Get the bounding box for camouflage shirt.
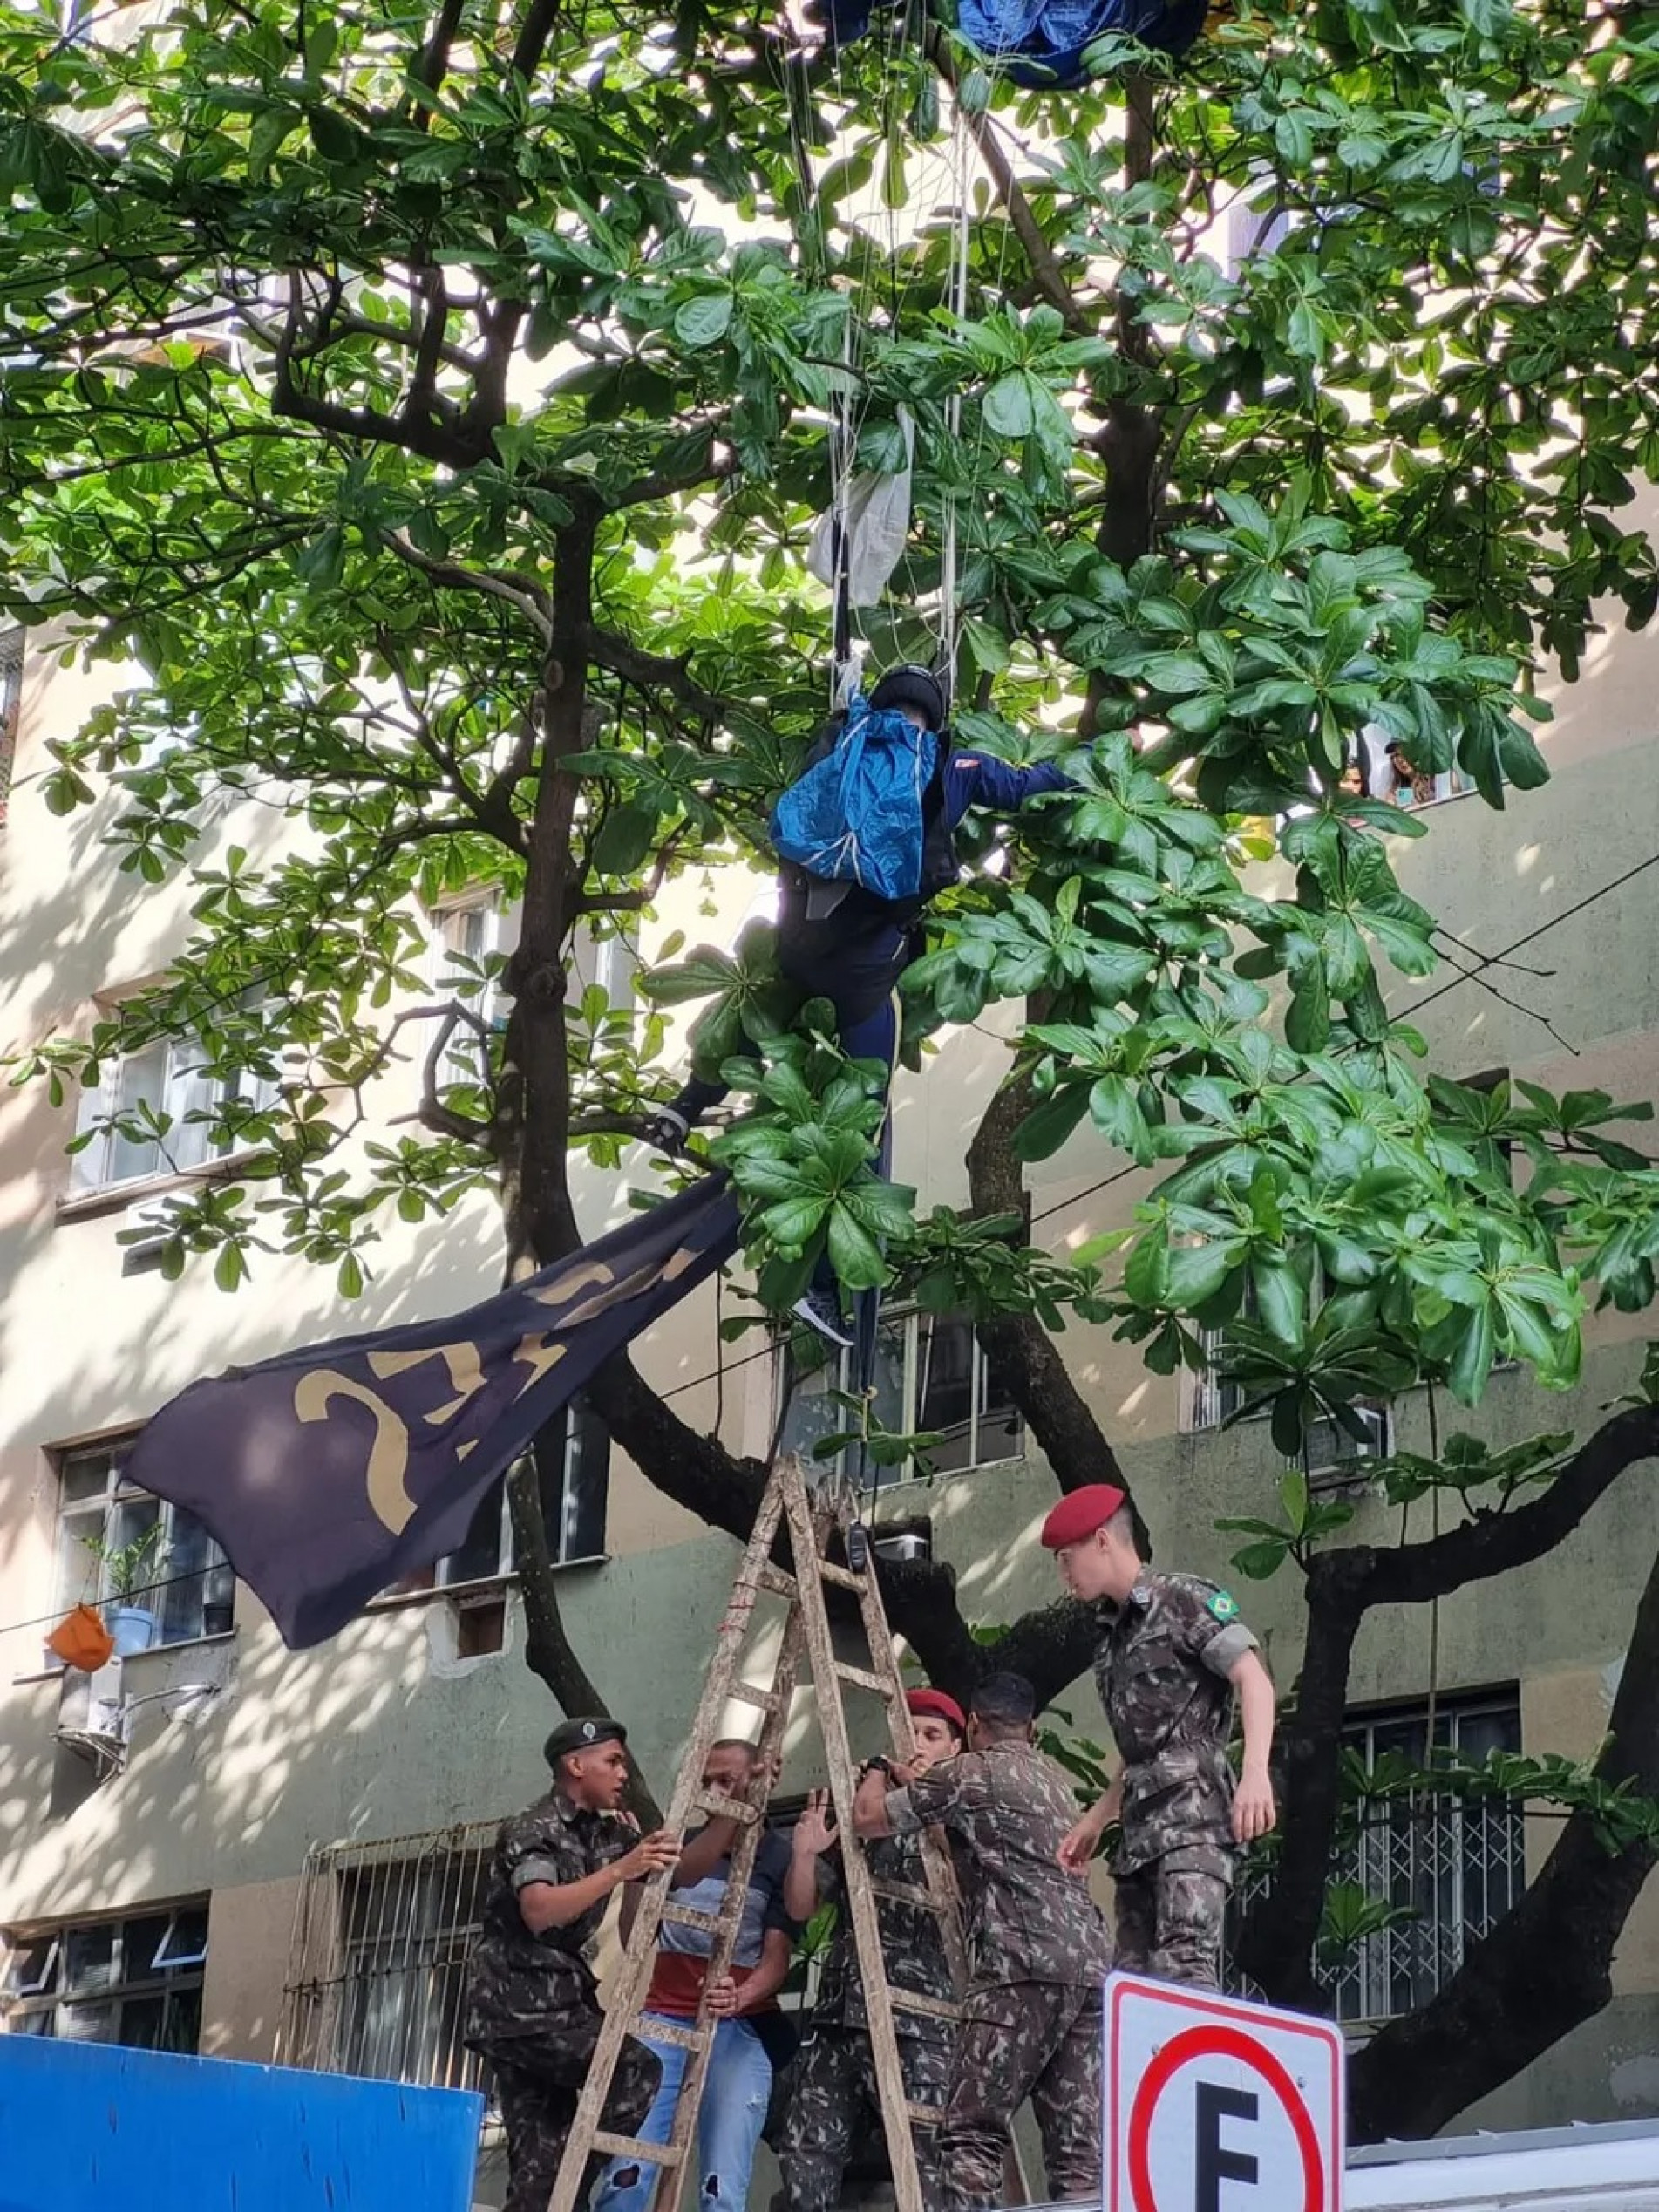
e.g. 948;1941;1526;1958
1093;1570;1259;1875
887;1741;1112;1992
465;1789;633;2042
812;1834;955;2041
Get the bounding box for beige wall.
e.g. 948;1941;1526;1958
4;602;1659;2134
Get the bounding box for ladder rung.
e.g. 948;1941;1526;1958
693;1789;759;1825
869;1878;949;1914
658;1901;725;1936
818;1558;868;1591
629;2014;711;2052
592;2134;684;2168
907;2100;947;2128
833;1660;896;1698
753;1562;797;1598
890;1988;962;2024
729;1678;782;1713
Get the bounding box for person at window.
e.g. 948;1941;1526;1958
1386;740;1437;807
776;1686;968;2212
592;1739;803;2212
640;664;1072;1347
1040;1483;1276;1989
463;1718;679;2212
854;1672;1112;2211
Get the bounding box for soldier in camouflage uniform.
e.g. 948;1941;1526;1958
855;1672;1112;2211
775;1688;968;2212
1041;1484;1277;1990
464;1717;680;2212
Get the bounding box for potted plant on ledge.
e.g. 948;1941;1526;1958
83;1522;168;1657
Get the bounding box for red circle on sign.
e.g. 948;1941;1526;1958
1126;2023;1323;2212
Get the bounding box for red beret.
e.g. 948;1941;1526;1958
1040;1485;1128;1550
907;1688;967;1733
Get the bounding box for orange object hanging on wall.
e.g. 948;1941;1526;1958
46;1604;114;1673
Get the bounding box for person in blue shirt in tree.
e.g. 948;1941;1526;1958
642;664;1071;1344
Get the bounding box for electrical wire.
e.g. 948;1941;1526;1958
1407;847;1659;1020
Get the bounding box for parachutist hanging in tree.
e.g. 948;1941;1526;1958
639;664;1072;1344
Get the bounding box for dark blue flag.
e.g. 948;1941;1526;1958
122;1175;742;1649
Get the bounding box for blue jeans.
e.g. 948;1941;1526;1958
590;2014;773;2212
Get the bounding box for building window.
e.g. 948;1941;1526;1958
384;1403;609;1598
0;630;20;825
432;896;510;996
69;1023;279;1196
3;1902;208;2049
567;920;638;1016
277;1827;493;2095
1326;1694;1526;2025
779;1309;1023;1485
1187;1280;1391;1481
55;1441;235;1649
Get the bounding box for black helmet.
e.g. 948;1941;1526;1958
869;663;948;733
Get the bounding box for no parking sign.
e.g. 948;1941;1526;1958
1105;1974;1345;2212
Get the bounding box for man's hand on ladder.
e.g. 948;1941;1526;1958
617;1830;682;1881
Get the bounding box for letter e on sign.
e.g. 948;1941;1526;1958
1104;1973;1344;2212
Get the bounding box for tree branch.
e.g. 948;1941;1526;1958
1367;1404;1659;1609
583;623;726;722
384;531;554;641
926;30;1091;337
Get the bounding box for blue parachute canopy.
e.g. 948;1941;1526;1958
770;696;937;904
958;0;1208;86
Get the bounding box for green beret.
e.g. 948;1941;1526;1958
545;1716;627;1767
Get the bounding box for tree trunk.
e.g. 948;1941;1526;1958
508;1450;664;1827
1349;1531;1659;2141
1233;1552;1368;2008
966;1061;1132;1494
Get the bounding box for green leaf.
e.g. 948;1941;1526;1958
674;292;734;348
983;373;1037;439
1013;1081;1092;1162
593;801;659;876
1251;1256;1305;1349
826;1201;885;1290
1449;1297;1497;1407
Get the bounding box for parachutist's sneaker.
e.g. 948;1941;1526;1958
792;1285;854;1349
639;1107;690;1157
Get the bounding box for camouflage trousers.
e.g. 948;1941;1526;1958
1113;1850;1230;1991
776;2024;952;2212
475;2017;661;2212
938;1984;1102;2212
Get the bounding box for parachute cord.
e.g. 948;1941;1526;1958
939;87;972;698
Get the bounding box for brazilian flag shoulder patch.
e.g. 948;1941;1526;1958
1207;1589;1240;1623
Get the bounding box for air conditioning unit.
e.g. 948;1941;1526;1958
119;1198;174;1267
874;1530;931;1564
55;1658;131;1777
1307;1403;1390;1484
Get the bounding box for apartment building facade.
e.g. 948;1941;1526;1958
3;581;1659;2195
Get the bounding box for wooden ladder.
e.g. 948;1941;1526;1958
545;1452;986;2212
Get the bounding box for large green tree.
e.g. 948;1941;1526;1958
5;0;1659;2138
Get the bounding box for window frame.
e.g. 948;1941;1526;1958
3;1902;209;2052
1187;1275;1392;1483
278;1826;499;2100
0;629;21;826
1332;1691;1526;2027
68;1007;282;1200
777;1304;1024;1486
52;1439;235;1651
380;1399;610;1601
